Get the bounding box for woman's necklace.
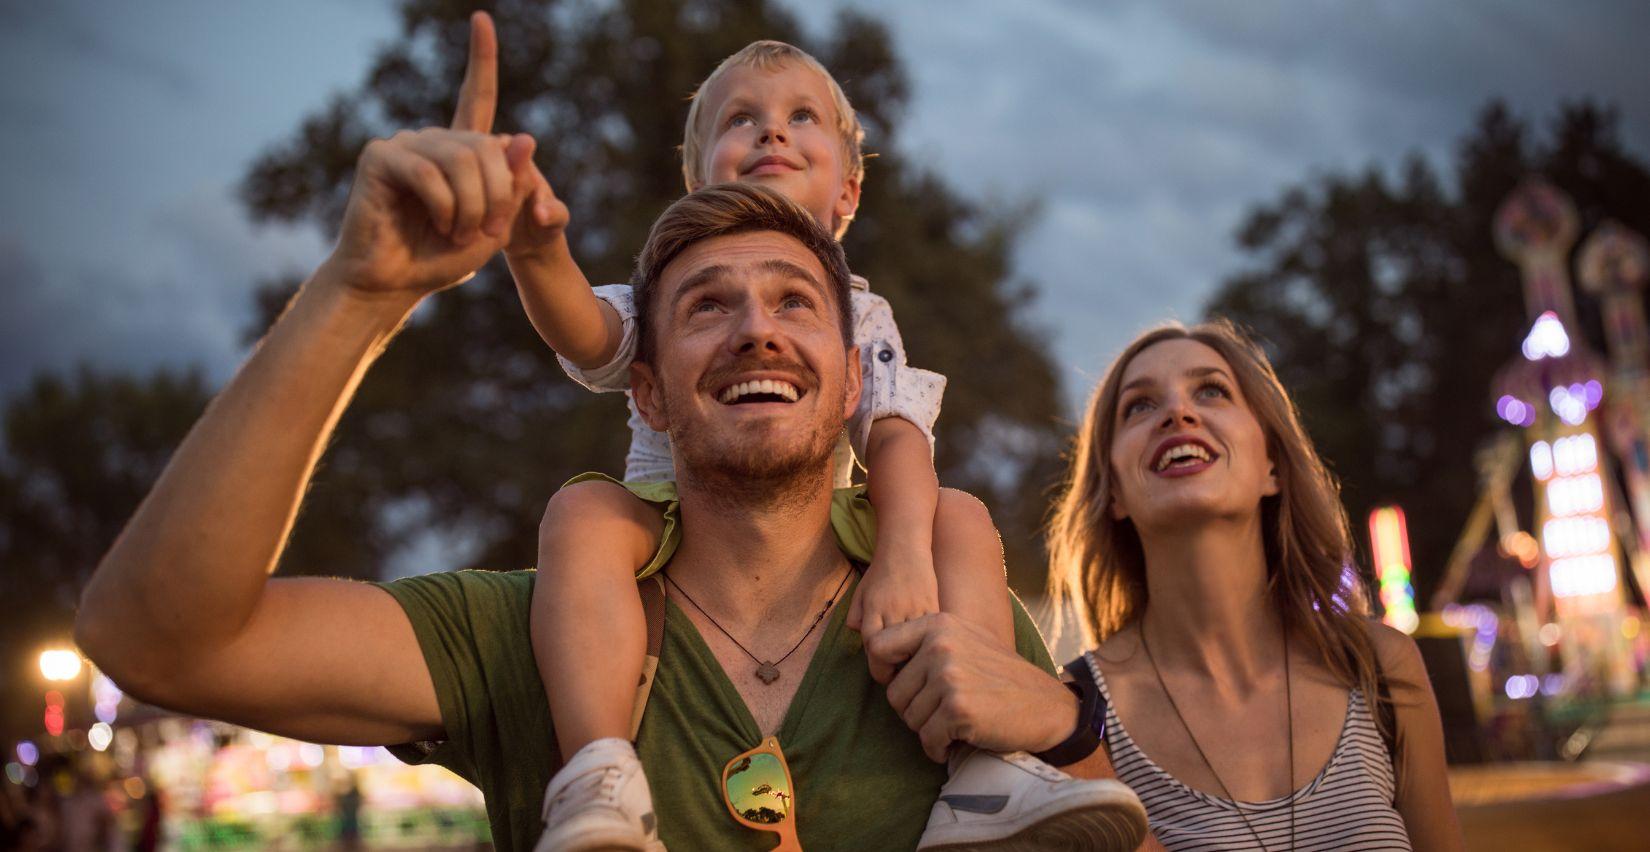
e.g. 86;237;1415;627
663;564;853;685
1139;617;1295;850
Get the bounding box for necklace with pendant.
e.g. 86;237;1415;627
664;564;853;685
1140;616;1295;850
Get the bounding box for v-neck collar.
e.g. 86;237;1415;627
662;572;860;746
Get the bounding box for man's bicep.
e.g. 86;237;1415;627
178;578;444;745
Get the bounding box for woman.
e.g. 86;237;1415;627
1043;319;1462;850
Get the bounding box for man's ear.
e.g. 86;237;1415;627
834;175;862;225
842;344;863;420
630;362;670;433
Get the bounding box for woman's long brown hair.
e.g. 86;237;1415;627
1047;318;1392;733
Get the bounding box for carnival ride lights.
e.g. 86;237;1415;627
1522;311;1571;360
38;648;82;682
1527;430;1619;599
1369;506;1419;634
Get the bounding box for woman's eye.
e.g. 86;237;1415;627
1121;397;1151;418
1197;382;1231;400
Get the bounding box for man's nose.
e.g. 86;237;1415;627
731;305;783;354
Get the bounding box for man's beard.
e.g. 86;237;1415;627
664;357;845;510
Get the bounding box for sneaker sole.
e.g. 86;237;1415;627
918;787;1148;852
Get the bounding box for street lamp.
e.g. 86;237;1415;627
39;648;82;682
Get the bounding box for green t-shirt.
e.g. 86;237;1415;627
377;481;1056;851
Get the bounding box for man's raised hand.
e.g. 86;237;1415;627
447;10;569;262
321;12;547;299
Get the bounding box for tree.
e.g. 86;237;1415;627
1208;102;1650;605
0;368;211;739
239;0;1065;589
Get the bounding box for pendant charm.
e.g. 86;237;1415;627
756;662;781;684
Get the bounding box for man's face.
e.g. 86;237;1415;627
631;230;860;491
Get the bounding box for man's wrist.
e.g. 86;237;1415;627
304;262;424;334
1033;655;1107;766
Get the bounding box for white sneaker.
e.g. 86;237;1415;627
535;738;666;852
916;748;1148;851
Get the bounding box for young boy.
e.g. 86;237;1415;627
503;41;1143;851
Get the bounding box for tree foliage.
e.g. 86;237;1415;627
1208;102;1650;604
239;0;1065;587
0;368;211;737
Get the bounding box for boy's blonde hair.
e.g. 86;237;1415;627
681;40;866;197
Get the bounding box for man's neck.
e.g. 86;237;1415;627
667;466;847;631
666;466;851;735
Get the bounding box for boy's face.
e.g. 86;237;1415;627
697;62;861;233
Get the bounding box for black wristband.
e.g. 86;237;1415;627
1033;653;1107;767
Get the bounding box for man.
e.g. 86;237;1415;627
74;14;1129;851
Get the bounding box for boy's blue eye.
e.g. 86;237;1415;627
791;109;818;124
728;114;753;129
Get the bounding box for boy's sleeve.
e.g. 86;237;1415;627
847;290;948;467
557;284;640;393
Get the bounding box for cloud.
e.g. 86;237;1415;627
0;184;329;401
0;2;196;98
791;0;1650;408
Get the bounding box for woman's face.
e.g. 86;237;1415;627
1107;338;1278;531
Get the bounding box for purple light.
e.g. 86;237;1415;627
1583;379;1604;407
1497;395;1531;426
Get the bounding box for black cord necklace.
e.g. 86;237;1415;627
1140;617;1295;850
663;565;853;685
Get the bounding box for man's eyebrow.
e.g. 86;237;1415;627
670;258;829;308
672;264;733;307
756;258;828;297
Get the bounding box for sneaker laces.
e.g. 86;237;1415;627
1000;751;1070;784
544;763;626;823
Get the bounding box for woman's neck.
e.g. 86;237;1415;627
1136;511;1284;691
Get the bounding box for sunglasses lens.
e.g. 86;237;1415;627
724;752;792;824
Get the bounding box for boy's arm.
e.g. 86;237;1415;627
504;228;626;371
850;417;942;631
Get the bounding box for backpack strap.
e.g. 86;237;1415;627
627;575;667;740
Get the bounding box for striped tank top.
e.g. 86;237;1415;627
1094;666;1411;850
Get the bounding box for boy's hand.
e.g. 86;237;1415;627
848;545;941;683
506;168;571;262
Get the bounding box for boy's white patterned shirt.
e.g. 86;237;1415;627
558;275;946;487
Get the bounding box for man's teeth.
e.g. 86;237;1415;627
717;379;800;404
1155;443;1213;471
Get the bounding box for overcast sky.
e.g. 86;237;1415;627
4;0;1647;412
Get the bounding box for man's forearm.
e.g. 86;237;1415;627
506;235;621;369
865;417;939;558
77;266;417;681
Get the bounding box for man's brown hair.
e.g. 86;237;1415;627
632;182;854;364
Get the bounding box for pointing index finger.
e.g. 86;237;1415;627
451;11;498;133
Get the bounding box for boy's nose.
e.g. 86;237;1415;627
759;123;788;145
